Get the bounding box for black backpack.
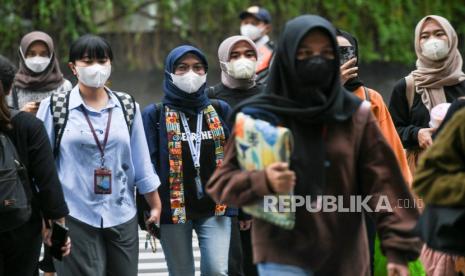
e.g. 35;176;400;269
0;110;31;232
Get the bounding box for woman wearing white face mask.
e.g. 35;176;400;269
36;34;162;276
207;35;262;276
389;15;465;175
142;45;236;276
10;31;72;114
388;15;465;276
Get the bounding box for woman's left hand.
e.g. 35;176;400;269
42;219;71;257
239;219;252;231
144;190;162;226
146;207;161;226
42;220;52;246
61;237;72;257
21;101;40;114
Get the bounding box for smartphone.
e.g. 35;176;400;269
339;46;356;65
144;211;161;239
50;221;69;261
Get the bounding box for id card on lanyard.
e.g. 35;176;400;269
81;106;113;195
180;112;204;199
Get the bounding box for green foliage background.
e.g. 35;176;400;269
1;0;464;68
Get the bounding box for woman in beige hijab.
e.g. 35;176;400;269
389;15;465;175
389;15;465;276
9;31;72;114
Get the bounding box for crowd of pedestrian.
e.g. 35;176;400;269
1;5;464;276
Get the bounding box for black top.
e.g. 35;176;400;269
207;83;264;220
207;83;264;109
180;112;220;220
5;111;69;223
388;78;465;149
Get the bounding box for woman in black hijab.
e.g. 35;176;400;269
208;15;421;275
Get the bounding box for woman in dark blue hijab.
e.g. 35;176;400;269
162;45;211;114
142;45;235;276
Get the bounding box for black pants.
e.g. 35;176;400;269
240;228;257;276
366;213;376;276
229;217;258;276
0;218;42;276
229;217;244;276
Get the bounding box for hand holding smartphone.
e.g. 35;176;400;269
144;211;161;239
339;46;356;65
50;221;69;261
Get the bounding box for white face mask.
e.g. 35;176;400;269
25;56;51;73
223;57;257;79
76;63;111;88
171;70;207;94
240;24;263;41
421;38;449;61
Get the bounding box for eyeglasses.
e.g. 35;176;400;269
174;63;206;74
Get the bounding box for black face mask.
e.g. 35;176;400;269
295;56;335;90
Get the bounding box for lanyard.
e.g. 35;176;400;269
81;106;113;168
180;112;203;172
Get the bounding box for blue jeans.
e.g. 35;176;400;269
258;262;314;276
160;216;231;276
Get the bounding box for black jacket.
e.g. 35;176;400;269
6;111;68;224
389;79;465;149
207;83;264;109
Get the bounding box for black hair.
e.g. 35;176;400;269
0;55;17;92
69;34;113;63
0;56;16;131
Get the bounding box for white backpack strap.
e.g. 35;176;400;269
405;75;415;112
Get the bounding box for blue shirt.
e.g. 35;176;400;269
37;86;160;228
